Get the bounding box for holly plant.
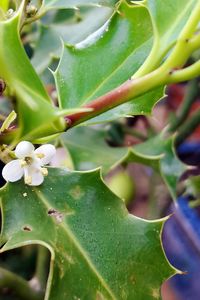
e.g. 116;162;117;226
0;0;200;299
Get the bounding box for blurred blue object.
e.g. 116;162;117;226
163;196;200;300
177;142;200;165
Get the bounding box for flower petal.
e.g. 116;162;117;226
2;160;24;182
15;141;35;159
30;170;44;186
34;144;56;165
24;166;44;186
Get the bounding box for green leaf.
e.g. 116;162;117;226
134;0;196;75
0;4;90;142
55;0;197;124
42;0;118;10
126;134;186;201
0;168;176;299
61;126;126;172
32;6;113;74
147;0;196;55
0;0;9;12
62;127;186;200
54;1;158;123
0;4;66;141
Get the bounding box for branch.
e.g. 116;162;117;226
189;32;200;53
66;69;167;127
123;127;147;141
65;58;200;128
65;2;200;129
176;110;200;145
169;60;200;83
169;79;200;132
163;0;200;68
0;267;44;300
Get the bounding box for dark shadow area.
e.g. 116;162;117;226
0;245;50;300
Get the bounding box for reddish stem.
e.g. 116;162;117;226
65;80;132;127
65;66;167;128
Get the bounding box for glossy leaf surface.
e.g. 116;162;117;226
0;168;175;300
55;0;196;124
0;4;65;141
43;0;118;10
55;1;157;123
32;6;113;74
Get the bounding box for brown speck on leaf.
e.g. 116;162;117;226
48;208;63;223
130;275;136;285
23;226;32;232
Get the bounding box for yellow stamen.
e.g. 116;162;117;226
41;168;48;176
36;153;45;159
25;176;32;185
21;160;27;167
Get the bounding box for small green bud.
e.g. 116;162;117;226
26;4;38;18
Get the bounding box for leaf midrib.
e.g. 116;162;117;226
70;0;196;106
80;38;152;105
34;188;117;300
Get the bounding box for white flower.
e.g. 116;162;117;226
2;141;56;186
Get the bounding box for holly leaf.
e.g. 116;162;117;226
61;127;186;200
32;6;114;74
124;134;186;201
42;0;118;10
61;126;126;173
145;0;196;66
0;168;176;299
54;1;157;123
0;3;93;142
54;0;196;124
0;3;65;141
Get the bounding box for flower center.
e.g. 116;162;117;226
25;156;33;165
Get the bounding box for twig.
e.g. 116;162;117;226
169;79;200;132
123;127;147;141
65;1;200;128
176;110;200;145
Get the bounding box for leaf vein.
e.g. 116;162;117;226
34;189;117;300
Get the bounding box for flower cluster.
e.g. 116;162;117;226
2;141;56;186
